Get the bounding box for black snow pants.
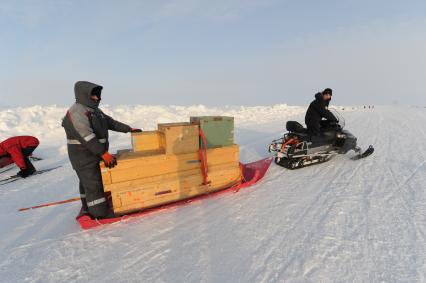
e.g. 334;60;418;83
75;162;109;218
21;147;37;172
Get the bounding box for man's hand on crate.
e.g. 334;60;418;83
130;128;143;133
102;152;117;168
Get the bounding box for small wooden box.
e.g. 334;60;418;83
158;122;199;155
131;131;164;152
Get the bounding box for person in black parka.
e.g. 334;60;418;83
305;88;338;143
62;81;142;219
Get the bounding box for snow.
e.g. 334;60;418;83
0;104;425;282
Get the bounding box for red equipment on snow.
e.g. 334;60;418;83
0;136;39;169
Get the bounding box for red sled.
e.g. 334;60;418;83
76;157;272;229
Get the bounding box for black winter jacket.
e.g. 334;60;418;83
305;93;338;135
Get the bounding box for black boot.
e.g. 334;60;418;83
24;157;36;175
98;210;116;219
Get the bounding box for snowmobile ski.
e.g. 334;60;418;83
351;145;374;160
0;166;62;185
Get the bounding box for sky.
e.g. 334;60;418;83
1;0;425;107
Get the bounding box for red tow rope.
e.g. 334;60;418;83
18;197;80;212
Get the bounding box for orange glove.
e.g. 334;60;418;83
102;152;117;168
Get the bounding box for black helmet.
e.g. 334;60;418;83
323;88;332;96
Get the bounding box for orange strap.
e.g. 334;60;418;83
199;128;209;185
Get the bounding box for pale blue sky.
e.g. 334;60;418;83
1;0;425;107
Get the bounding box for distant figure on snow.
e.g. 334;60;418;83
0;136;39;177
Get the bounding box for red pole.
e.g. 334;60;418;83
19;197;80;212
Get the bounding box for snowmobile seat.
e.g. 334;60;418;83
286;121;307;134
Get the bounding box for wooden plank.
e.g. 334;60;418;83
111;163;241;214
110;162;240;202
113;164;240;203
105;161;240;192
101;170;112;185
113;179;239;215
101;145;240;185
108;144;238;166
117;149;165;159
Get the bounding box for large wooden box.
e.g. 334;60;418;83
101;145;241;215
158;122;199;155
131;131;164;152
101;145;240;185
109;162;241;215
190;116;234;148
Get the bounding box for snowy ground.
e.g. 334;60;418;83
0;105;425;282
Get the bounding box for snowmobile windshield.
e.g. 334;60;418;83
330;109;345;129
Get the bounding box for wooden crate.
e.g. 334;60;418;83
158;122;199;155
131;131;164;152
101;144;241;215
110;162;242;215
101;145;240;186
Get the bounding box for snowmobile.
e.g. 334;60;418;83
268;110;374;169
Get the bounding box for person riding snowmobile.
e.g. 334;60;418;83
0;136;39;177
305;88;338;144
62;81;142;219
269;87;374;169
